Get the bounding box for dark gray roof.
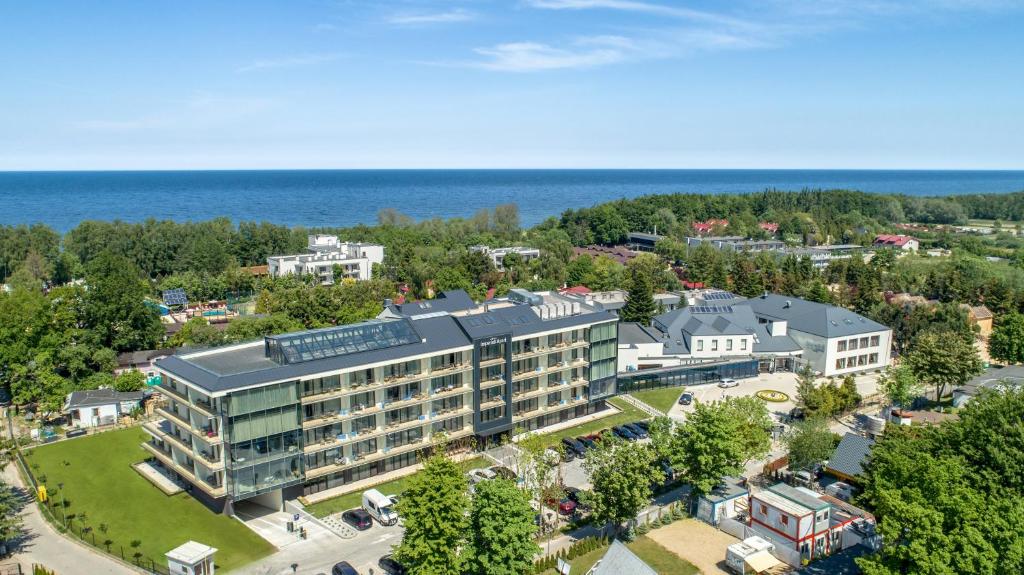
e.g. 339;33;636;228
652;304;800;356
746;294;889;338
618;322;662;345
591;540;657;575
65;389;144;410
394;290;476;316
826;433;875;479
117;348;177;367
701;476;749;504
156;315;473;393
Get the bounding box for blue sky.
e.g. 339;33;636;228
1;0;1022;169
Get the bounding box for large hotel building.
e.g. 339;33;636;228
146;289;618;513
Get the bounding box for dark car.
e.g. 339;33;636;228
564;486;591;511
788;407;806;422
379;554;406;575
612;426;638;441
561;437;586;458
624;423;648;439
577;435;597;450
678;391;694;405
632;420;651;431
489;465;517;480
657;459;674;481
341;509;373;531
332;562;360;575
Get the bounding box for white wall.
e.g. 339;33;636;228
689;335;754;359
72;404;119;428
750;497;803;542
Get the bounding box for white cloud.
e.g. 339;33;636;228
524;0;752;27
236;53;344;73
388;8;475;26
471;37;633;71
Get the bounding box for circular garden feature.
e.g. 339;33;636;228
755;390;789;402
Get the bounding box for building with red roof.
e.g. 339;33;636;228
873;234;919;252
758;222;779;234
692;219;729;235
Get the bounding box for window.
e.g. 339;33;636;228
759;504;768;515
781;515;789;526
869;353;879;364
848;339;859;350
726;339;733;351
836;358;846;370
711;340;719;351
696;339;704;352
870;335;880;347
860;337;869;348
740;339;747;351
837;340;847;352
859;355;867;366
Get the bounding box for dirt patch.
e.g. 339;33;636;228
645;519;740;575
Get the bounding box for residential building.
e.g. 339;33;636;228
696;476;749;525
961;304;994;337
626;231;663;252
873;234;919;252
692;219;730;234
267;235;384;284
568;289;627;314
148;289;617;514
686;236;787;253
469;245;540;271
746;294;891;377
953;364;1024;407
824;433;875;484
116;347;176;380
759;222;780;234
65;389;146;428
749;483;873;561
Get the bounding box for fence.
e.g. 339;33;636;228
14;450;169;575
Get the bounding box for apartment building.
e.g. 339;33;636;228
146;289;617;514
469;245;541;271
267;235;384;284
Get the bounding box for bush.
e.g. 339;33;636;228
621;525;636;542
636;520;650;536
672;503;685;520
661;511;673;526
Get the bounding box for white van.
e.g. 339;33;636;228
362;488;399;526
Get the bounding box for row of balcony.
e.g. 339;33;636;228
300;363;474;405
511;358;589;382
156;407;219;444
301;386;472;430
141;440;227;498
142;421;226;471
303;406;474;455
158;383;218;419
511;395;590;421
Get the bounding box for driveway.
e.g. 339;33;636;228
2;463;139;575
645;518;739;575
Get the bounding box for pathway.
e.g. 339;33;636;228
1;463;140;575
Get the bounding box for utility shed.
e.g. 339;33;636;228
166;540;217;575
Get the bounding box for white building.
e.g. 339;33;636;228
267;235;384;284
64;389;145;428
469;245;540;271
166;541;217;575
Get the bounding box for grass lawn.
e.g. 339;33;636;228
542;536;699;575
22;427;274;573
538;397;648;448
304;456;490;518
629;388;684;414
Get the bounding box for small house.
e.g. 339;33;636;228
873;234;919;252
696;477;749;525
166;541;217;575
824;433;875;484
64;389;145;428
960;304;994;337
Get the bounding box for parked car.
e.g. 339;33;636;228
332;562;359;575
624;423;648;439
379;554;406;575
826;481;857;502
561;437;587;458
577;435;597;450
657;459;675;481
342;509;373;531
489;465;516;480
632;420;651;431
564;486;590;511
467;468;498;484
718;378;739;388
612;426;638;441
793;470;814;488
546;495;577;515
678;391;694;405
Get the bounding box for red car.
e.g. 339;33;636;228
545;496;577;515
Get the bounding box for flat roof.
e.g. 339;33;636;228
166;540;217;563
753;489;814;517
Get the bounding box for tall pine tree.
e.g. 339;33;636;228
621;269;656;325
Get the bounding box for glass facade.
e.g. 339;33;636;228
265;319;421;364
617;359;759;393
587;321;618;399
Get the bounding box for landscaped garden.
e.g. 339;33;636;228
629;387;686;414
304;455;491;518
537;397;649;448
21;427;274;572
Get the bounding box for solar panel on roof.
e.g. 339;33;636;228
162;288;188;307
691;305;733;314
265;319;421;364
704;291;736;301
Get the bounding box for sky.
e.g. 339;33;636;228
1;0;1023;170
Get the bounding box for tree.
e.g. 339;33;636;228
621;269;656;325
878;364;921;408
784;418;835;472
582;436;661;532
83;251;163;352
168;317;223;347
0;481;23;544
463;479;539;575
795;365;821;415
718;396;773;463
676;401;746;499
988;312;1024;364
114;370;147;392
905;331;984;401
393;449;469;575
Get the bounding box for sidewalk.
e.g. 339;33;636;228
2;462;139;575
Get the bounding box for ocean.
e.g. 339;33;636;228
2;169;1024;232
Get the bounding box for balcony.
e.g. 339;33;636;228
304;423;473;479
156;407;193;432
430;362;472;376
480;376;506;390
141;441;226;498
478;356;505;368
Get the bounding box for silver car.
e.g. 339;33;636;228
717;378;739;388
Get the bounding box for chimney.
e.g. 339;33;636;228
384;298;393;308
784;300;791;308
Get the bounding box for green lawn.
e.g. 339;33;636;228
22;427;274;573
538;397;649;448
304;456;490;518
629;388;684;414
542;536;699;575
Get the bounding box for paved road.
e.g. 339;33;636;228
2;463;139;575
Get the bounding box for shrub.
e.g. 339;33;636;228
661;511;673;525
621;525;636;542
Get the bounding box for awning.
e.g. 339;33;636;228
745;550;780;573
